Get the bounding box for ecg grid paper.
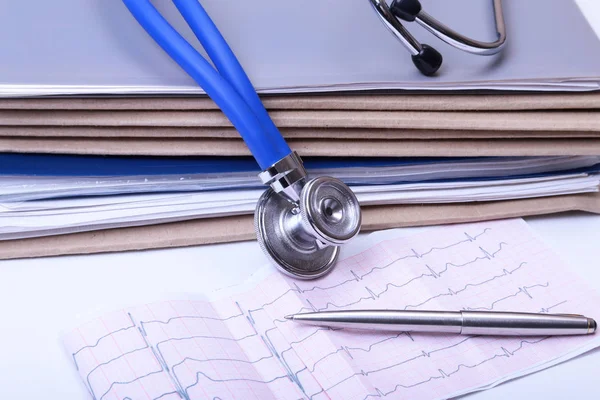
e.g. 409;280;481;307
63;219;600;400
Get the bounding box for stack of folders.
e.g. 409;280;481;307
0;0;599;259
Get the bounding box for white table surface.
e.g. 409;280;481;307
1;1;600;399
0;213;599;400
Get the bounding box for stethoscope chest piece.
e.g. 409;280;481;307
299;177;362;246
255;174;361;280
121;0;363;279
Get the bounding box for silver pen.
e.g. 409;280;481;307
285;310;597;336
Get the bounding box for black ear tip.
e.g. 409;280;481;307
412;44;443;76
390;0;422;22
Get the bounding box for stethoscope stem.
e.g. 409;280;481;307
122;0;290;169
121;0;362;280
171;0;291;159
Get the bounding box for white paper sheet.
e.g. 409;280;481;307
62;219;600;400
1;173;598;240
4;156;598;202
0;173;598;240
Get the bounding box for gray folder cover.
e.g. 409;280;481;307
1;0;600;95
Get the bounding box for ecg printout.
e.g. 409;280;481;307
63;219;600;400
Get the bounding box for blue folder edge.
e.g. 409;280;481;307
0;154;598;199
0;153;590;176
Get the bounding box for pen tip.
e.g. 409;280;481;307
284;315;294;320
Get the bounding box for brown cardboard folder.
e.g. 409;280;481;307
1;193;598;260
1;137;600;157
2;93;600;111
2;126;598;139
1;110;599;132
1;93;599;259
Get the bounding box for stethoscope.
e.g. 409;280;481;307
370;0;507;75
121;0;506;280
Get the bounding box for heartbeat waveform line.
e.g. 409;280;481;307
71;228;493;363
436;243;507;278
154;331;259;363
72;315;136;368
71;225;580;400
86;300;563;400
418;228;490;257
540;300;567;313
314;247;515;312
276;331;418;396
152;322;334;370
275;327;338;374
305;229;492;295
301;332;414;374
173;328;410;395
78;307;335;397
85;345;149;400
80;247;514;399
152;294;565;400
99;369;164;400
81;314;184;400
172;353;275;372
183;370;290;398
177;329;473;399
140;309;244;328
261;335;310;396
403;262;527;310
269;326;340;395
292;295;561;399
156;318;308;398
81;287;516;400
152;392;181;400
311;335;479;398
466;282;551;311
76;299;559;400
152;325;334;399
245;228;493;319
362;337;549;399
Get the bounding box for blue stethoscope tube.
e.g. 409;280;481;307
121;0;291;170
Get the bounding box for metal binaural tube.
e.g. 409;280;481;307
415;0;507;55
368;0;423;56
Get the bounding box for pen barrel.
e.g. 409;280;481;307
292;311;464;333
366;311;464;333
460;312;595;336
